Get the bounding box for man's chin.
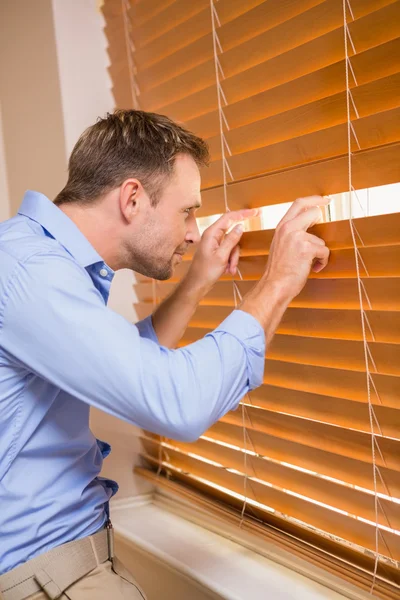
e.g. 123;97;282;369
150;262;174;281
130;257;174;281
154;270;172;281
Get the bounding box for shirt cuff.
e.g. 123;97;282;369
136;315;159;344
210;309;266;390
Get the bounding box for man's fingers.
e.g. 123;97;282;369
228;244;240;275
278;195;330;227
205;209;259;243
311;244;330;273
305;232;326;246
220;222;244;249
283;206;324;233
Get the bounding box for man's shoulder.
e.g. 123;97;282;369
0;215;75;286
0;214;71;260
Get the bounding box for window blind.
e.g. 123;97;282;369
103;1;400;597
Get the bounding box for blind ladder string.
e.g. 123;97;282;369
343;1;394;591
210;0;261;527
151;279;171;479
210;0;233;214
121;0;140;110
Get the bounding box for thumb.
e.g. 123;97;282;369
219;223;244;258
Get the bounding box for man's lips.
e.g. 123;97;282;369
174;248;188;256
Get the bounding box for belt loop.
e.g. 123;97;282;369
34;569;62;600
106;520;114;562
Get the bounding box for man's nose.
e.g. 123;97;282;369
186;217;201;245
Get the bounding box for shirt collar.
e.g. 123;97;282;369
18;191;104;269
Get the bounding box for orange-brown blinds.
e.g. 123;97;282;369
105;1;400;213
103;0;400;596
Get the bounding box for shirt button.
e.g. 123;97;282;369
99;268;108;278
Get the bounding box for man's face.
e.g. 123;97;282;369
126;154;202;279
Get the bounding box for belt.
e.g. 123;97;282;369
0;521;114;600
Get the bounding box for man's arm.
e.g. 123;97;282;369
151;209;258;347
151;196;330;349
2;251;264;442
2;196;329;444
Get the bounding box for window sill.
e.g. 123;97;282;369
110;490;371;600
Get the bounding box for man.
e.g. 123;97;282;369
0;110;329;599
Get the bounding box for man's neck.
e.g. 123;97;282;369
58;202;123;270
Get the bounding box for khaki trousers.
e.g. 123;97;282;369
0;525;147;600
27;557;146;600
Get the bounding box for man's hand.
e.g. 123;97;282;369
184;208;260;295
151;208;258;347
240;196;330;344
264;195;330;300
152;197;329;349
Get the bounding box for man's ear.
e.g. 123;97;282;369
119;178;145;223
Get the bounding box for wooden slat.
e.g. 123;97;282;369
133;0;269;69
206;73;400;160
133;212;400;265
131;0;209;49
139;305;400;347
279;307;400;344
199;212;400;256
169;243;400;281
236;384;400;439
179;328;400;376
142;435;400;531
108;58;130;88
112;86;133;111
268;335;400;376
103;19;124;43
203;105;400;187
136;0;325;92
263;360;400;410
186;36;400;140
222;407;400;474
130;0;176;29
185;304;400;343
205;420;400;498
102;0;124;21
137;0;393;103
147;3;400;129
135;277;400;311
198;143;400;216
142;448;400;560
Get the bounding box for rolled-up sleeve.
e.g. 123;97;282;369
2;252;265;442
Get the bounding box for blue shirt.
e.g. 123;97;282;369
0;191;265;574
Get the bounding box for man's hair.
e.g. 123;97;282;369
54;109;209;206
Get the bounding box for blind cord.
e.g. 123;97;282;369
210;0;260;529
120;4;396;585
343;1;394;591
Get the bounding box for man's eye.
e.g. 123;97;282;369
184;208;191;214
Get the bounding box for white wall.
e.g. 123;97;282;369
51;0;151;497
51;0;138;323
51;0;114;158
0;0;67;215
